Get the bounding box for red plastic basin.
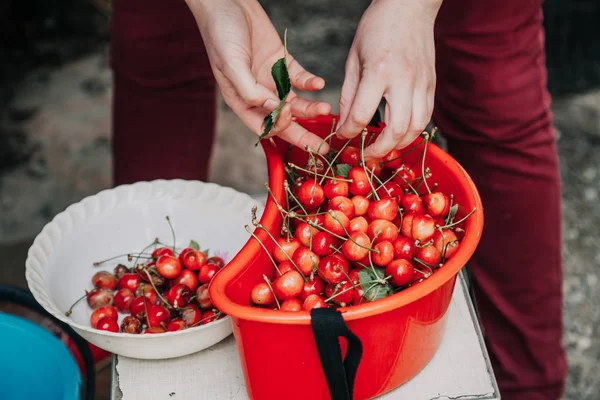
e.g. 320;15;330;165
209;114;484;400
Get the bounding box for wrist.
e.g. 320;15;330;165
371;0;443;18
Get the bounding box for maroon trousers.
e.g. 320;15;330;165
110;0;566;399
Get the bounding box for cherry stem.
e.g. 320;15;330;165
367;233;382;279
413;258;435;276
288;163;352;182
395;169;420;196
263;274;281;309
329;210;380;254
92;252;152;267
143;269;172;308
368;167;389;198
442;240;459;263
420;132;432;194
165;216;177;255
413;267;432;279
439;207;477;229
65;291;88;316
142;286;151;327
255;223;308;281
244;225;281;275
264;183;292;239
359;130;379;199
317;125;338;155
444;194;455;226
130;238;160;270
284;180;310;217
335;266;360;291
320;138;352;185
190;311;224;327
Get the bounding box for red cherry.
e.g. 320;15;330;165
375;181;403;204
324;176;349;199
118;273;141;292
297;179;326;209
196;284;213;309
277;261;295;276
348;216;369;234
311;232;337;257
300;276;326;301
372;241;394;266
91;271;117;290
166;284;191;308
114;288;134;313
156;255;182;279
411;214;436;242
401;193;424;213
90;306;118;329
273;238;302;263
328;196;355;220
129;296;151;320
280;298;303;312
367;198;399;222
415;245;442;266
144;326;166;334
147;305;171;328
251;282;276;305
348;168;371;196
86;288;114;309
433;229;459;259
401;213;415;238
167;319;187;331
302;294;328;310
392;236;415;260
382;149;402;170
181;305;202;327
424;192;450;217
392;165;416;188
120;316;142;334
198;263;219;284
294;222;318;248
367;219;399;243
273;271;304;300
178;247;194;263
326;281;354;307
292;247;320;276
152;247;174;259
351;195;370;217
342;232;371;261
364;158;383;177
137;265;166;287
386;259;415;287
206;256;225;269
201;310;219;324
339;146;360;166
113;264;130;280
96;317;119;333
318;254;349;285
137;284;159;305
170;269;198;291
348;269;361;285
324;210;350;237
182;250;207;271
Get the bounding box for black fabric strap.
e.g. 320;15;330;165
310;308;363;400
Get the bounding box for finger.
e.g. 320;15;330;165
277;121;331;155
287;93;332;118
269;103;293;136
287;57;326;92
222;61;280;109
336;72;385;140
395;87;430;150
337;51;360;131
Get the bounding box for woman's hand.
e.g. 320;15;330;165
185;0;331;153
337;0;441;158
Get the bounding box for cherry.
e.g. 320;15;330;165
348;168;371;196
401;213;415;238
181;305;202;326
349;216;369;234
348;269;361;285
392;165;416;187
91;271;117;290
382;149;402;170
206;256;225;269
300;276;326;301
86;288;114;309
292;246;320;276
147;305;171;328
326;281;354;307
433;229;459;259
178;247;194;264
324;210;350;237
144;326;166;334
156;255;182;279
415;245;442;266
375;181;403;204
129;296;151;320
311;232;337;257
201;310;219;324
167;319;187;331
251;282;276;305
137;265;166;287
152;247;174;259
328;196;355;219
367;219;399;243
342;232;370;261
372;241;394;266
411;214;436;242
303;294;328;310
90;305;118;329
367;198;399;222
277;261;295;276
121;316;142;334
198;263;219;284
297;179;326;209
386;259;415;287
118;273;141;292
170;269;198;291
113;264;130;280
318;254;349;285
294;222;318;248
392;236;415;260
196;284;213;309
182;250;207;271
273;238;301;264
137;284;159;305
114;288;134;313
424;192;450;217
280;298;303;312
96;317;119;333
273;270;304;300
365;158;383;176
401;193;424;213
166;284;191;308
305;157;325;175
324;176;349;199
339;146;360;166
351;195;370;217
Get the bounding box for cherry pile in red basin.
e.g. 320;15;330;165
247;128;476;312
65;217;226;334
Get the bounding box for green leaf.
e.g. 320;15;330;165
358;268;375;292
204;249;210;257
358;267;391;302
189;240;200;251
271;58;291;100
445;204;459;225
364;283;393;302
335;163;352;178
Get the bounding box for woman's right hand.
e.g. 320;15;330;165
185;0;332;153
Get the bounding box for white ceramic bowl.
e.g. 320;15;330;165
25;180;263;359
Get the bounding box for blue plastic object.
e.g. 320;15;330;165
0;312;82;400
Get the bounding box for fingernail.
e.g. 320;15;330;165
263;99;279;110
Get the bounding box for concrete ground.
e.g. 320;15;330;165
1;2;599;399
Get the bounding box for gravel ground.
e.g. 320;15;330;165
1;1;599;399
